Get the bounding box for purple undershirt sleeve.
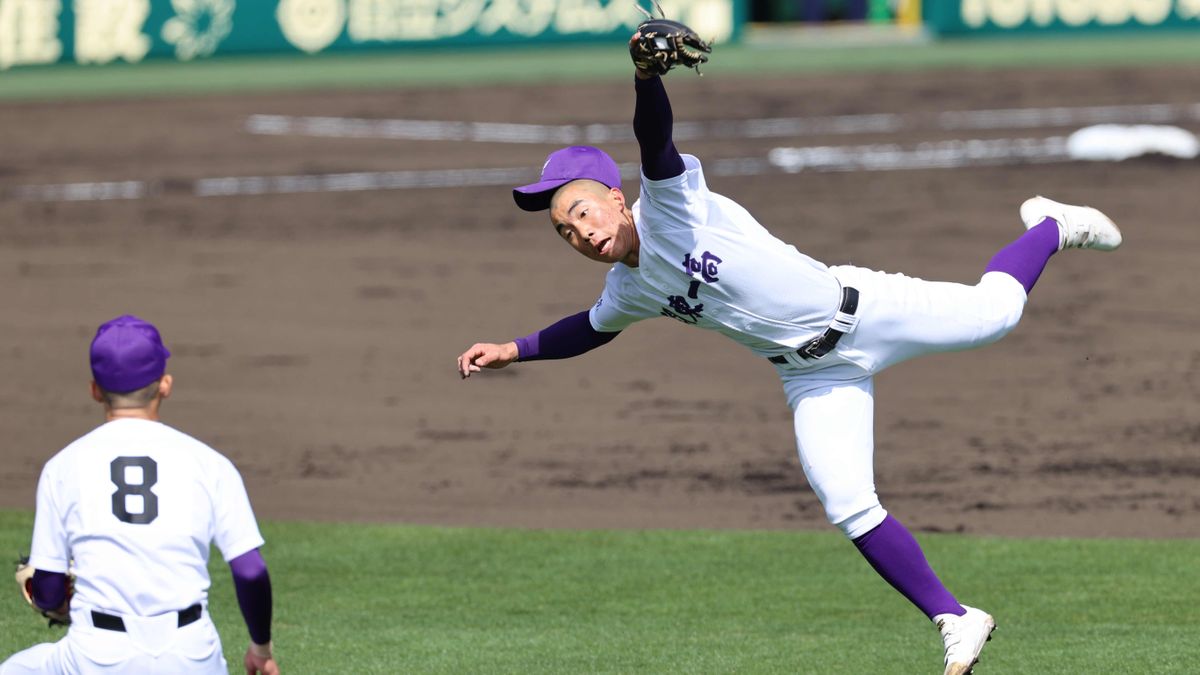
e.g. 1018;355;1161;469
230;548;272;645
514;310;619;361
31;570;67;611
633;75;685;181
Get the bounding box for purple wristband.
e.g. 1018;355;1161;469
230;549;272;645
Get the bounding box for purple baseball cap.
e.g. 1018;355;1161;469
512;146;622;212
89;315;171;393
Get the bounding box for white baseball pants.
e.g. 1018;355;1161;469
776;266;1028;539
1;607;226;675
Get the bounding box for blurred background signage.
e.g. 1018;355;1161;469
0;0;742;70
929;0;1200;33
2;0;1198;71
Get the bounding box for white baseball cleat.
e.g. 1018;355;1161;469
1020;195;1122;251
934;605;996;675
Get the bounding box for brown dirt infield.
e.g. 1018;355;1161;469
1;64;1197;538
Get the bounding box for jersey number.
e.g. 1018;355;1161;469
110;457;159;525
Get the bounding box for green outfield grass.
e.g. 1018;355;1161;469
0;510;1195;674
1;32;1199;102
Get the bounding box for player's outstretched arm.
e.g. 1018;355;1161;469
458;311;620;379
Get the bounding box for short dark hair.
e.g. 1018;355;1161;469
99;379;161;409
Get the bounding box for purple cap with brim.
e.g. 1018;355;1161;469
512;146;621;212
90;315;171;394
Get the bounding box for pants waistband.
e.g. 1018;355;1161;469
768;286;860;365
91;604;202;632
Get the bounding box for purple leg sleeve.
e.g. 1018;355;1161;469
984;218;1060;295
852;514;965;619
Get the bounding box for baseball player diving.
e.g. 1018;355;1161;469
2;315;279;675
456;16;1122;675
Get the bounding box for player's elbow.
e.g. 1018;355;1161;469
230;549;270;583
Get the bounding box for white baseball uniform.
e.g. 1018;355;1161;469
591;155;1027;538
2;418;265;675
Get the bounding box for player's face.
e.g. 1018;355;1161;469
549;182;638;265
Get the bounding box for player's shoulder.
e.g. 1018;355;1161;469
40;443;77;476
155;424;239;467
604;260;634;280
638;155;711;221
150;425;248;489
601;259;650;296
42;422;117;469
640;154;704;188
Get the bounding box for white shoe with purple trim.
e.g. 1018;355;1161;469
1020;195;1123;251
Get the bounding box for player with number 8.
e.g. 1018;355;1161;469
3;315;279;675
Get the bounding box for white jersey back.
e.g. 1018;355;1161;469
27;418;264;617
590;155;842;356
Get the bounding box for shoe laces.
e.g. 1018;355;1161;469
938;616;969;655
1059;210;1099;249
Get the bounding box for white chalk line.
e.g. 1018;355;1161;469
244;102;1200;144
11;102;1197;203
769;136;1070;173
8;102;1198;202
11;181;148;202
9;136;1089;202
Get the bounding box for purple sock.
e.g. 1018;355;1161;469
984;218;1060;295
852;514;964;619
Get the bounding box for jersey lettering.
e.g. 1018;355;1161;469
664;249;724;323
681;250;723;282
661;294;704;324
110;456;159;524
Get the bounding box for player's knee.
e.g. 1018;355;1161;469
974;272;1027;342
827;501;887;539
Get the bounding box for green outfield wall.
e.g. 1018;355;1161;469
926;0;1200;34
0;0;746;71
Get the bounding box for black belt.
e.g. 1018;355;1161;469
91;604;202;632
768;286;860;364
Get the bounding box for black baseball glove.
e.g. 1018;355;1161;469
630;17;712;77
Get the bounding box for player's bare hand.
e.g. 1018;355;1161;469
457;342;518;379
245;642;279;675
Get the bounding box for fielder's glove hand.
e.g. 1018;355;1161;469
15;555;73;627
630;17;712;77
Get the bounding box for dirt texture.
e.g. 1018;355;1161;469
1;65;1197;538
